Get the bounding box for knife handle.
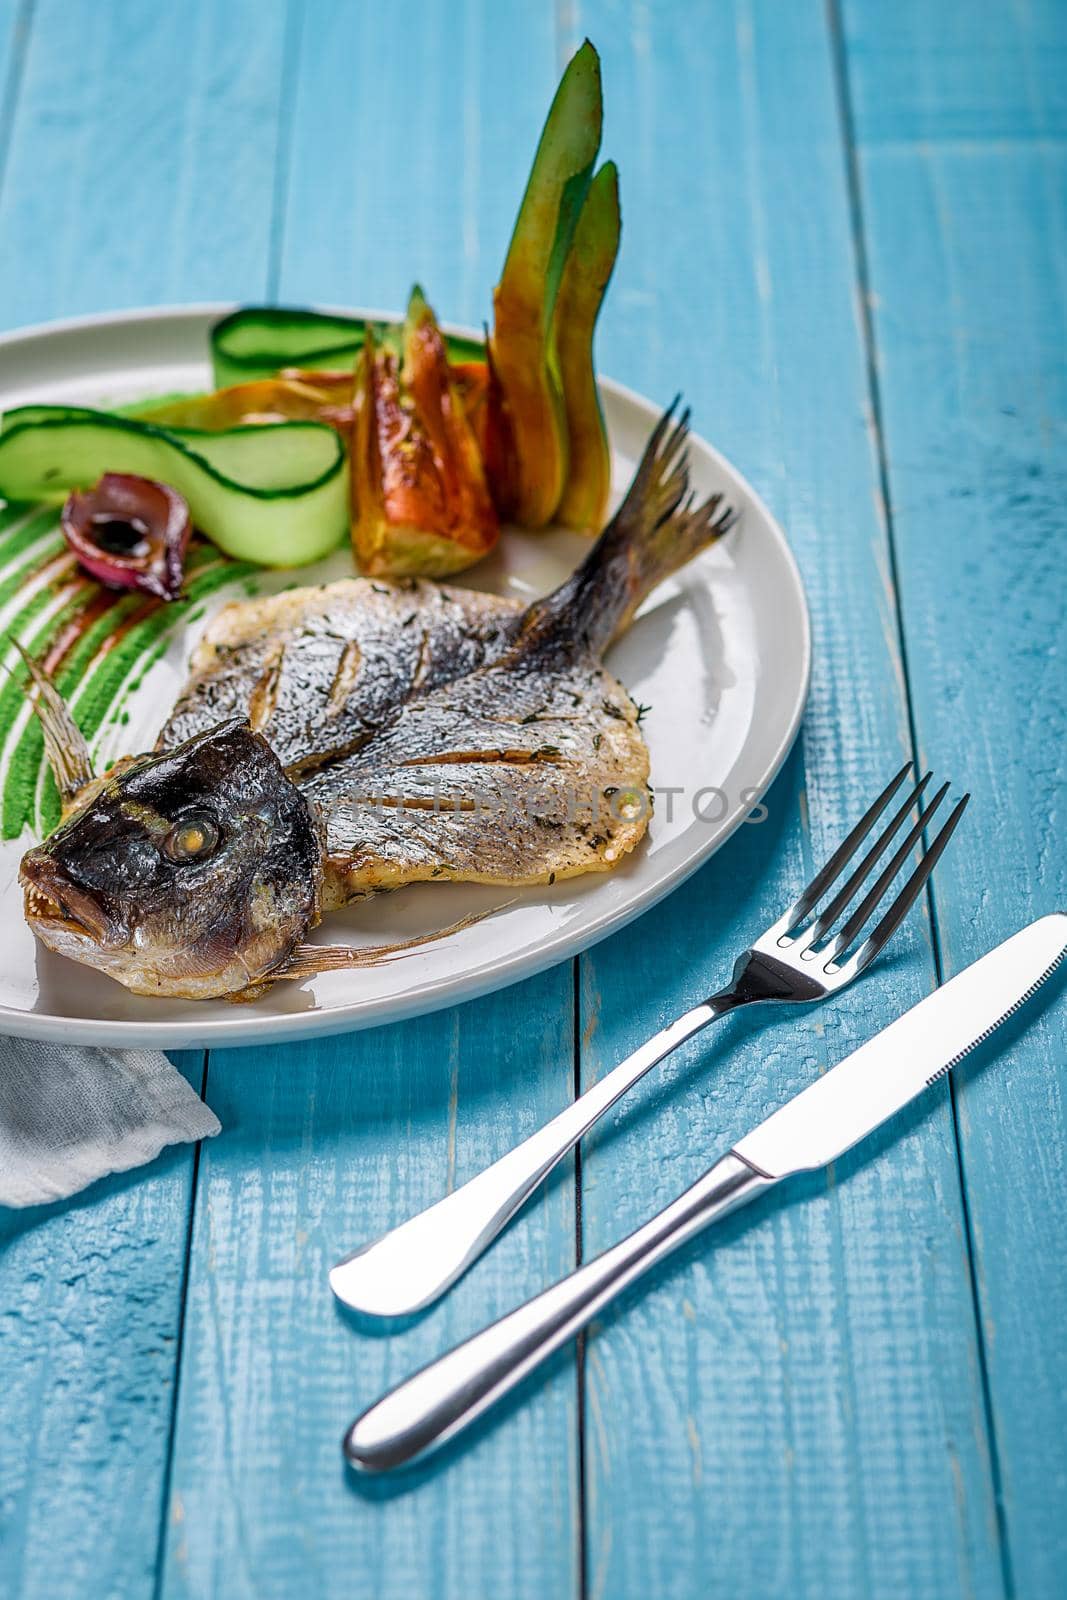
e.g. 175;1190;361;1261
330;999;732;1319
344;1150;772;1473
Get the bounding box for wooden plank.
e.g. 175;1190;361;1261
0;0;31;185
276;0;545;327
157;4;580;1596
0;0;289;328
566;2;1005;1595
840;3;1067;1594
159;986;579;1600
0;2;289;1595
0;1059;204;1600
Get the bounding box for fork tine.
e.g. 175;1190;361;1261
828;782;950;958
849;794;970;974
806;772;934;943
787;762;912;927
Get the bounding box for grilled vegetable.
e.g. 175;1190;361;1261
351;288;498;577
488;40;603;526
62;472;191;601
211;306;483;388
139;371;355;433
553;161;620;530
0;405;347;566
449;352;517;514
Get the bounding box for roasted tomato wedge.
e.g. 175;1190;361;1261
351;289;499;577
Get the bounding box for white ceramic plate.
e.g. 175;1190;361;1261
0;306;809;1048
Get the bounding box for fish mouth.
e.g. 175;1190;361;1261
19;855;116;943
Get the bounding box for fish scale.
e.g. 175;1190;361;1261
160;578;522;769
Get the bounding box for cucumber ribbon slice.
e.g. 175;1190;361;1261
211;306;484;388
0;405;348;566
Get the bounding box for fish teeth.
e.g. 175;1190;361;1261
25;884;61;918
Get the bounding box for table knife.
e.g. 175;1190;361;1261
343;912;1066;1473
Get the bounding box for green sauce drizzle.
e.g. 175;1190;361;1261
0;502;260;839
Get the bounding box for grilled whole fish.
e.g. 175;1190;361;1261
19;407;737;998
166;590;650;906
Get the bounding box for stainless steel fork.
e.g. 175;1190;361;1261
330;765;968;1318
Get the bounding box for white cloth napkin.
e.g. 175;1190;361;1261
0;1035;219;1208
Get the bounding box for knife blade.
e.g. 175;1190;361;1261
735;912;1067;1180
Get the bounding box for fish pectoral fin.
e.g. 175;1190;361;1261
10;640;95;802
275;902;514;980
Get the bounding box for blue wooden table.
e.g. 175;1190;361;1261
0;2;1064;1596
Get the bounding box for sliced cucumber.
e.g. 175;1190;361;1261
0;405;348;566
212;306;484;387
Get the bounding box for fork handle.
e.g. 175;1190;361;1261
330;996;741;1318
344;1149;772;1472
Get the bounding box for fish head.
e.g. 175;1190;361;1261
19;720;322;998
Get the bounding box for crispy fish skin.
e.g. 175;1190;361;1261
162;578;649;899
161;578;523;771
308;656;651;905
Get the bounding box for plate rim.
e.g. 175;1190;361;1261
0;303;811;1048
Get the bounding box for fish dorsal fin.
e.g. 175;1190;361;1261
276;903;511;981
10;640;95;801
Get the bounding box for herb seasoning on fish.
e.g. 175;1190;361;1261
18;406;737;999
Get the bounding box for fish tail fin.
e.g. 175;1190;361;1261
8;639;95;802
516;400;738;660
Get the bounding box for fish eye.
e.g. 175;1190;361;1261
164;814;221;863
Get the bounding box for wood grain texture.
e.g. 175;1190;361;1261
157;5;580;1596
0;1;31;188
0;1;1063;1595
0;0;290;327
842;2;1067;1593
159;984;579;1600
276;0;551;327
0;1;288;1595
0;1065;202;1600
565;2;1003;1595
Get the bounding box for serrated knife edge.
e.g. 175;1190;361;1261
734;913;1067;1180
923;934;1066;1086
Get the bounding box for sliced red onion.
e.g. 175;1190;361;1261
61;473;191;602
